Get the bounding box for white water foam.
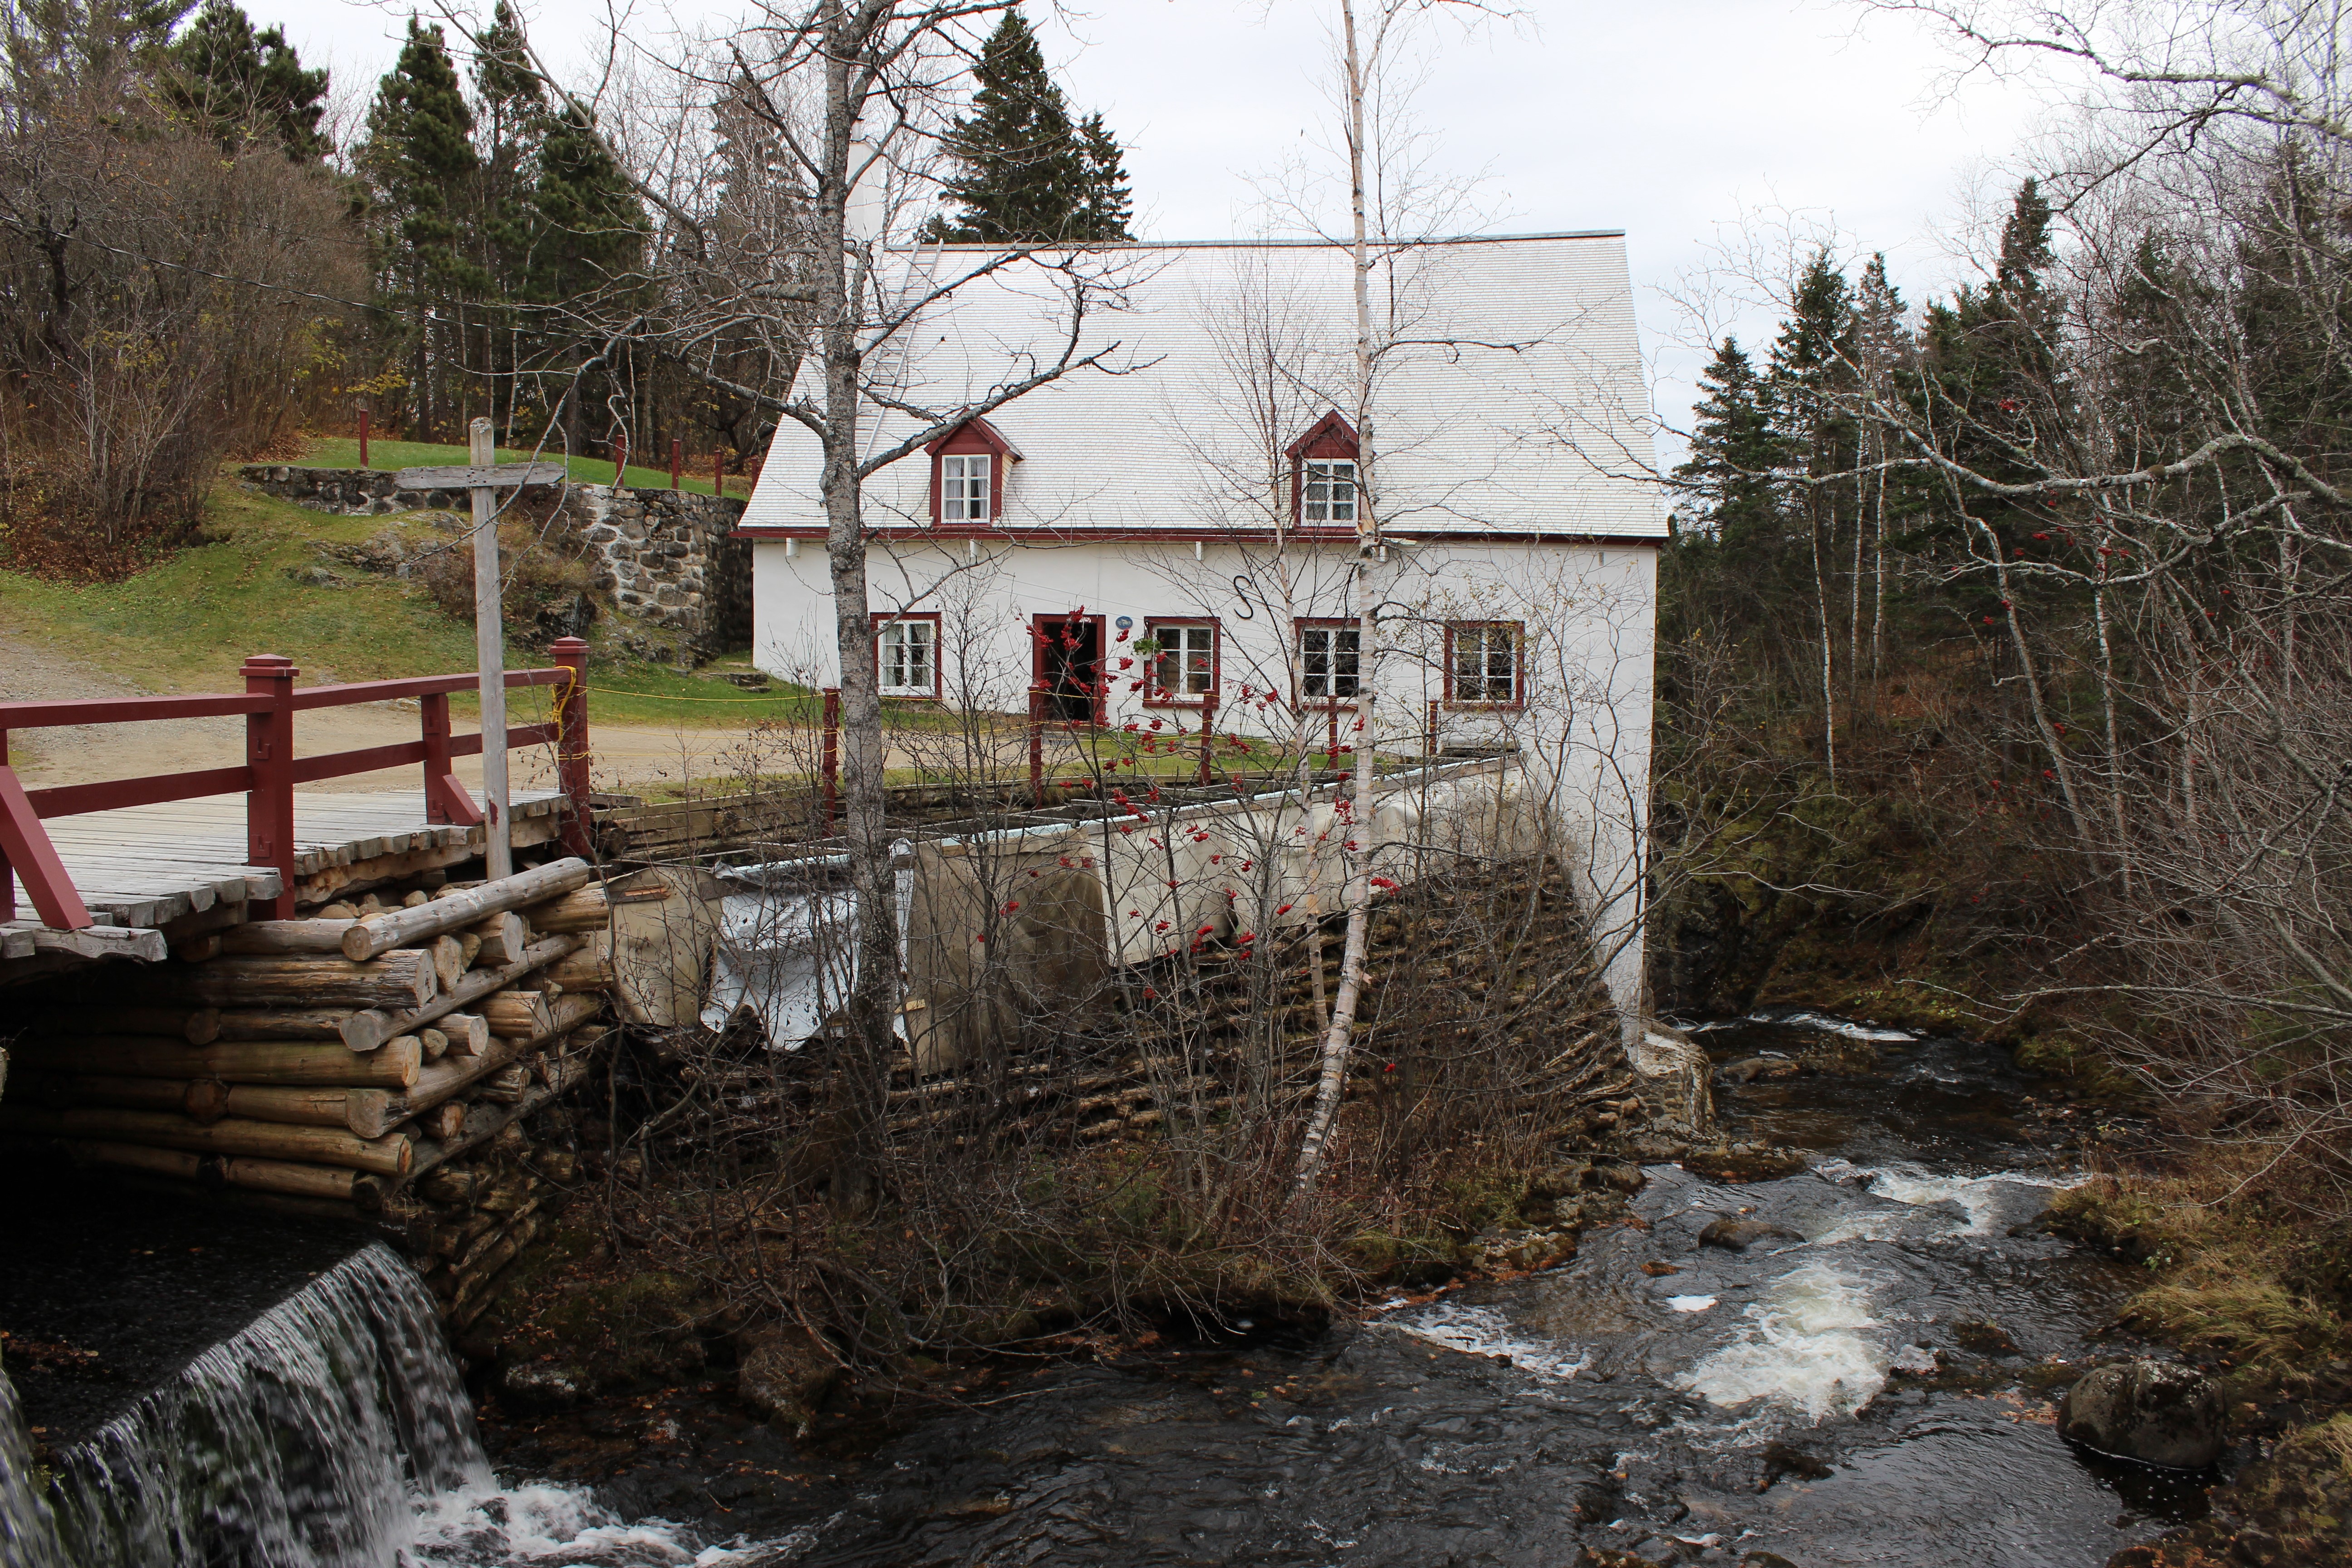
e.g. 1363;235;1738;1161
1808;1166;2077;1244
1747;1011;1919;1043
1666;1296;1718;1313
1676;1263;1891;1423
1392;1302;1591;1381
400;1481;725;1566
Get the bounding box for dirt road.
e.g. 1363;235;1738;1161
0;630;756;797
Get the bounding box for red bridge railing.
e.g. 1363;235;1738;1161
0;637;593;930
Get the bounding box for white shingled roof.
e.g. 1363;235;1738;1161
739;232;1663;540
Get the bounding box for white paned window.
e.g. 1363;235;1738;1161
878;619;937;697
1299;624;1360;701
941;454;990;523
1452;623;1519;705
1152;625;1215;699
1303;459;1357;524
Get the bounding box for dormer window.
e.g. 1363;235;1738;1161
1285;409;1362;528
926;415;1020;527
1303;460;1356;524
941;455;989;522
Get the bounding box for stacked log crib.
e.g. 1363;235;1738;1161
0;858;654;1226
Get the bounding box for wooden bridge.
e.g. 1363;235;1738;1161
0;643;594;974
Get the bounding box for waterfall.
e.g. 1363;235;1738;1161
1;1243;480;1568
0;1244;766;1568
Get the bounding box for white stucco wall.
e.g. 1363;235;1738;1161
750;534;1656;1029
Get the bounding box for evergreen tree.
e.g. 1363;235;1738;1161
360;17;484;435
2;0;189;106
526;101;646;301
165;0;329;160
1675;337;1777;546
926;6;1132;243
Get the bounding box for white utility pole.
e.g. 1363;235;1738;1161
468;417;512;878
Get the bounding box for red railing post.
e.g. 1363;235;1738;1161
614;434;628;488
243;654;298;918
551;637;593;855
358;408;370;469
0;726;93;930
669;437;682;492
419;691;481;827
821;686;840;831
713;446;724;498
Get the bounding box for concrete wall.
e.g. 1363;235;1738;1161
752;535;1657;1034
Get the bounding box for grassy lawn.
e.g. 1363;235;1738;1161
298;436;751;499
0;477;777;728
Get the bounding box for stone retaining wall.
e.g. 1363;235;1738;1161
239;465;751;655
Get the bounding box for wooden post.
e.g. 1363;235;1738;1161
467;418;512;880
358;408;370;469
243;654;298;919
713;447;724;498
821;687;840;831
614;434;628;488
0;727;92;930
1197;691;1217;786
420;692;480;827
550;637;593;856
1028;692;1045;802
669;437;681;491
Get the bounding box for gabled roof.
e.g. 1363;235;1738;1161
740;232;1664;541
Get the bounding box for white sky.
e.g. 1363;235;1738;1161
270;0;2073;452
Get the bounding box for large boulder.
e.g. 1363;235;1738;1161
738;1325;840;1437
1699;1215;1804;1251
2058;1359;2225;1468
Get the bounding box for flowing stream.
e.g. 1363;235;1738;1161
2;1013;2201;1566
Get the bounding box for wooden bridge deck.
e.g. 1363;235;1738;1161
3;789;567;961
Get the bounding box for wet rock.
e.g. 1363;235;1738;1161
1718;1055;1798;1085
1951;1318;2021;1357
1740;1553;1804;1568
2058;1359;2225;1468
1797;1037;1880;1075
1699;1215;1803;1251
1683;1145;1810;1183
1759;1442;1833;1488
1592;1161;1648;1195
738;1324;840;1436
1524;1161;1595;1200
499;1359;588;1412
1462;1228;1577;1274
1617;1132;1695;1162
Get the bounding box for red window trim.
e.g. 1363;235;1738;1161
1294;616;1362;710
1029;611;1108;726
1443;620;1526;710
871;610;944;701
1140;616;1221;707
926;416;1019;527
1287;410;1360;526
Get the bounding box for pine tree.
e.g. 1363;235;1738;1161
468;1;545;436
926;7;1132;243
1675;337;1777;546
360;17;484;435
165;0;329;160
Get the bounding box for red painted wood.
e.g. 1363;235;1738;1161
421;692;457;823
436;773;485;827
0;693;270;727
359;408;370;468
551;637;593;855
1028;693;1044;803
289;667;565;710
670;438;682;492
926;417;1018;525
0;763;90;929
243;655;299;919
28;765;255;818
288;740;431;785
821;688;840;831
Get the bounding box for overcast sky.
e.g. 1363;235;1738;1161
271;0;2073;451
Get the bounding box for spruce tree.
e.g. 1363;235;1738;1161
360;17;484;434
926;7;1132;243
165;0;329;160
1675;337;1778;546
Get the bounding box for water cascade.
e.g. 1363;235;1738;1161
0;1245;728;1568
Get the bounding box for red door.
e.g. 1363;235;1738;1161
1031;612;1106;725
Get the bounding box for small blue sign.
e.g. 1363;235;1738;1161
1114;615;1134;633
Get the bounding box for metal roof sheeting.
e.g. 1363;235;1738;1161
741;233;1664;540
